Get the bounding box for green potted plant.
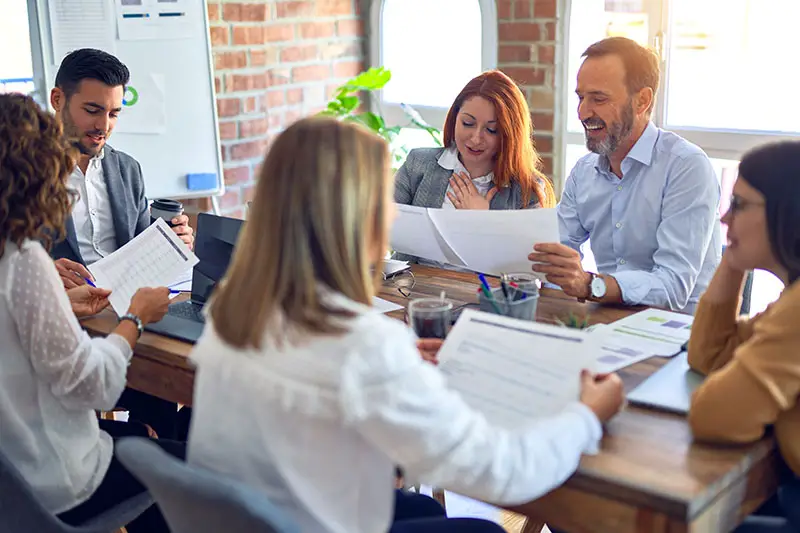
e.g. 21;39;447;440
318;67;442;169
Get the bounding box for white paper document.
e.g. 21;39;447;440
168;265;194;292
115;73;167;135
372;297;403;314
606;309;693;357
383;259;411;277
89;219;199;315
49;0;116;60
390;205;559;277
437;309;597;430
115;0;196;41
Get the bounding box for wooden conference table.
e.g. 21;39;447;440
81;265;780;533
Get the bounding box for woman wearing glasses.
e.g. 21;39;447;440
687;141;800;532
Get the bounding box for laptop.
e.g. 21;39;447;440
626;352;705;415
144;213;243;344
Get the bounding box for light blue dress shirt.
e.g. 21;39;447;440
558;122;721;312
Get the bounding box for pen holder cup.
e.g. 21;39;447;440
479;286;539;321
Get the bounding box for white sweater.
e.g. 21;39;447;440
187;289;601;533
0;240;132;513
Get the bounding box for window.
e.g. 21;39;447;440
370;0;498;136
0;1;35;96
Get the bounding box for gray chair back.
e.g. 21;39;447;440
116;438;299;533
722;245;755;315
0;445;151;533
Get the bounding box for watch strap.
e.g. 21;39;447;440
120;313;144;338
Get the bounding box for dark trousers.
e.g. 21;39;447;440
390;490;505;532
57;420;186;533
733;476;800;533
117;387;179;440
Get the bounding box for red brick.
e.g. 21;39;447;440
292;64;331;83
239;118;269;138
231;73;268;92
315;0;353;16
498;22;541;42
320;42;359;60
534;135;553;154
244;96;258;113
219;188;242;209
281;44;318;63
502;67;546;86
499;44;531;63
207;2;220;21
532;112;554;131
243;185;257;203
538;45;555;64
515;0;532;19
218;121;237;140
337;19;363;36
276;1;314;18
534;0;557;18
285;109;303;125
224;165;251;185
540;156;553;175
250;49;268;67
264;24;295;42
269;113;283;129
326;83;341;99
217;98;240;117
214;76;222;94
298;22;336;39
497;0;512;20
333;60;362;79
266;90;285;107
286;88;303;104
229;140;268;161
267;69;291;86
214;51;247;70
209;26;229;46
223;3;268;22
232;26;264;45
544;22;556;41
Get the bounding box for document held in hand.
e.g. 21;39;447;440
390;205;559;276
88;218;199;315
436;309;598;430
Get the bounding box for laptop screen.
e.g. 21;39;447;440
191;213;244;305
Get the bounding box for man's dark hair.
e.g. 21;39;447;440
54;48;130;99
582;37;660;113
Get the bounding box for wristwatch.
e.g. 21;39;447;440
120;313;144;339
588;273;607;299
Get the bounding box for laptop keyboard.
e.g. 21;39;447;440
167;301;206;323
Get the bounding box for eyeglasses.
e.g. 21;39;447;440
728;195;765;214
383;269;416;298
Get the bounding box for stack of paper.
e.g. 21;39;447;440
437;309;597;429
591;309;694;374
88;219;199;315
390;205;558;277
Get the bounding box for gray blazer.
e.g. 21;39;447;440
50;145;150;265
394;147;541;210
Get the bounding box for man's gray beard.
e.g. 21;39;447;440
585;101;634;156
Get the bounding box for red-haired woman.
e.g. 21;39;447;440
395;70;555;211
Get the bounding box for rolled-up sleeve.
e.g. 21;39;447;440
612;154;719;310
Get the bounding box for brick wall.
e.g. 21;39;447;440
187;0;365;218
496;0;560;189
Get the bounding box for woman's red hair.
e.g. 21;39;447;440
442;70;555;208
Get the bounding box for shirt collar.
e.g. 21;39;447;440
437;146;494;184
594;122;658;172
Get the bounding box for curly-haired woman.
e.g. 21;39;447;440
0;93;176;532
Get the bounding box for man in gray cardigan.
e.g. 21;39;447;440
48;48;192;440
48;48;194;289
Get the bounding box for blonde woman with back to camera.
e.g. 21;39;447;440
186;117;624;533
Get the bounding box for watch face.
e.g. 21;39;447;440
591;276;607;298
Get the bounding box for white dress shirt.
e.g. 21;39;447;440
188;289;602;533
68;151;119;264
438;146;494;208
0;240;132;513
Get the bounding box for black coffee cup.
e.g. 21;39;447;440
150;199;184;227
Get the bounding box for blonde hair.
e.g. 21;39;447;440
210;117;390;349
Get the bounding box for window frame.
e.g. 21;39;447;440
560;0;800;186
368;0;499;130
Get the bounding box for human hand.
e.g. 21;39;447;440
417;338;443;366
446;171;498;210
127;287;171;325
529;243;591;299
579;370;625;423
170;215;194;249
55;258;92;289
68;285;112;317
